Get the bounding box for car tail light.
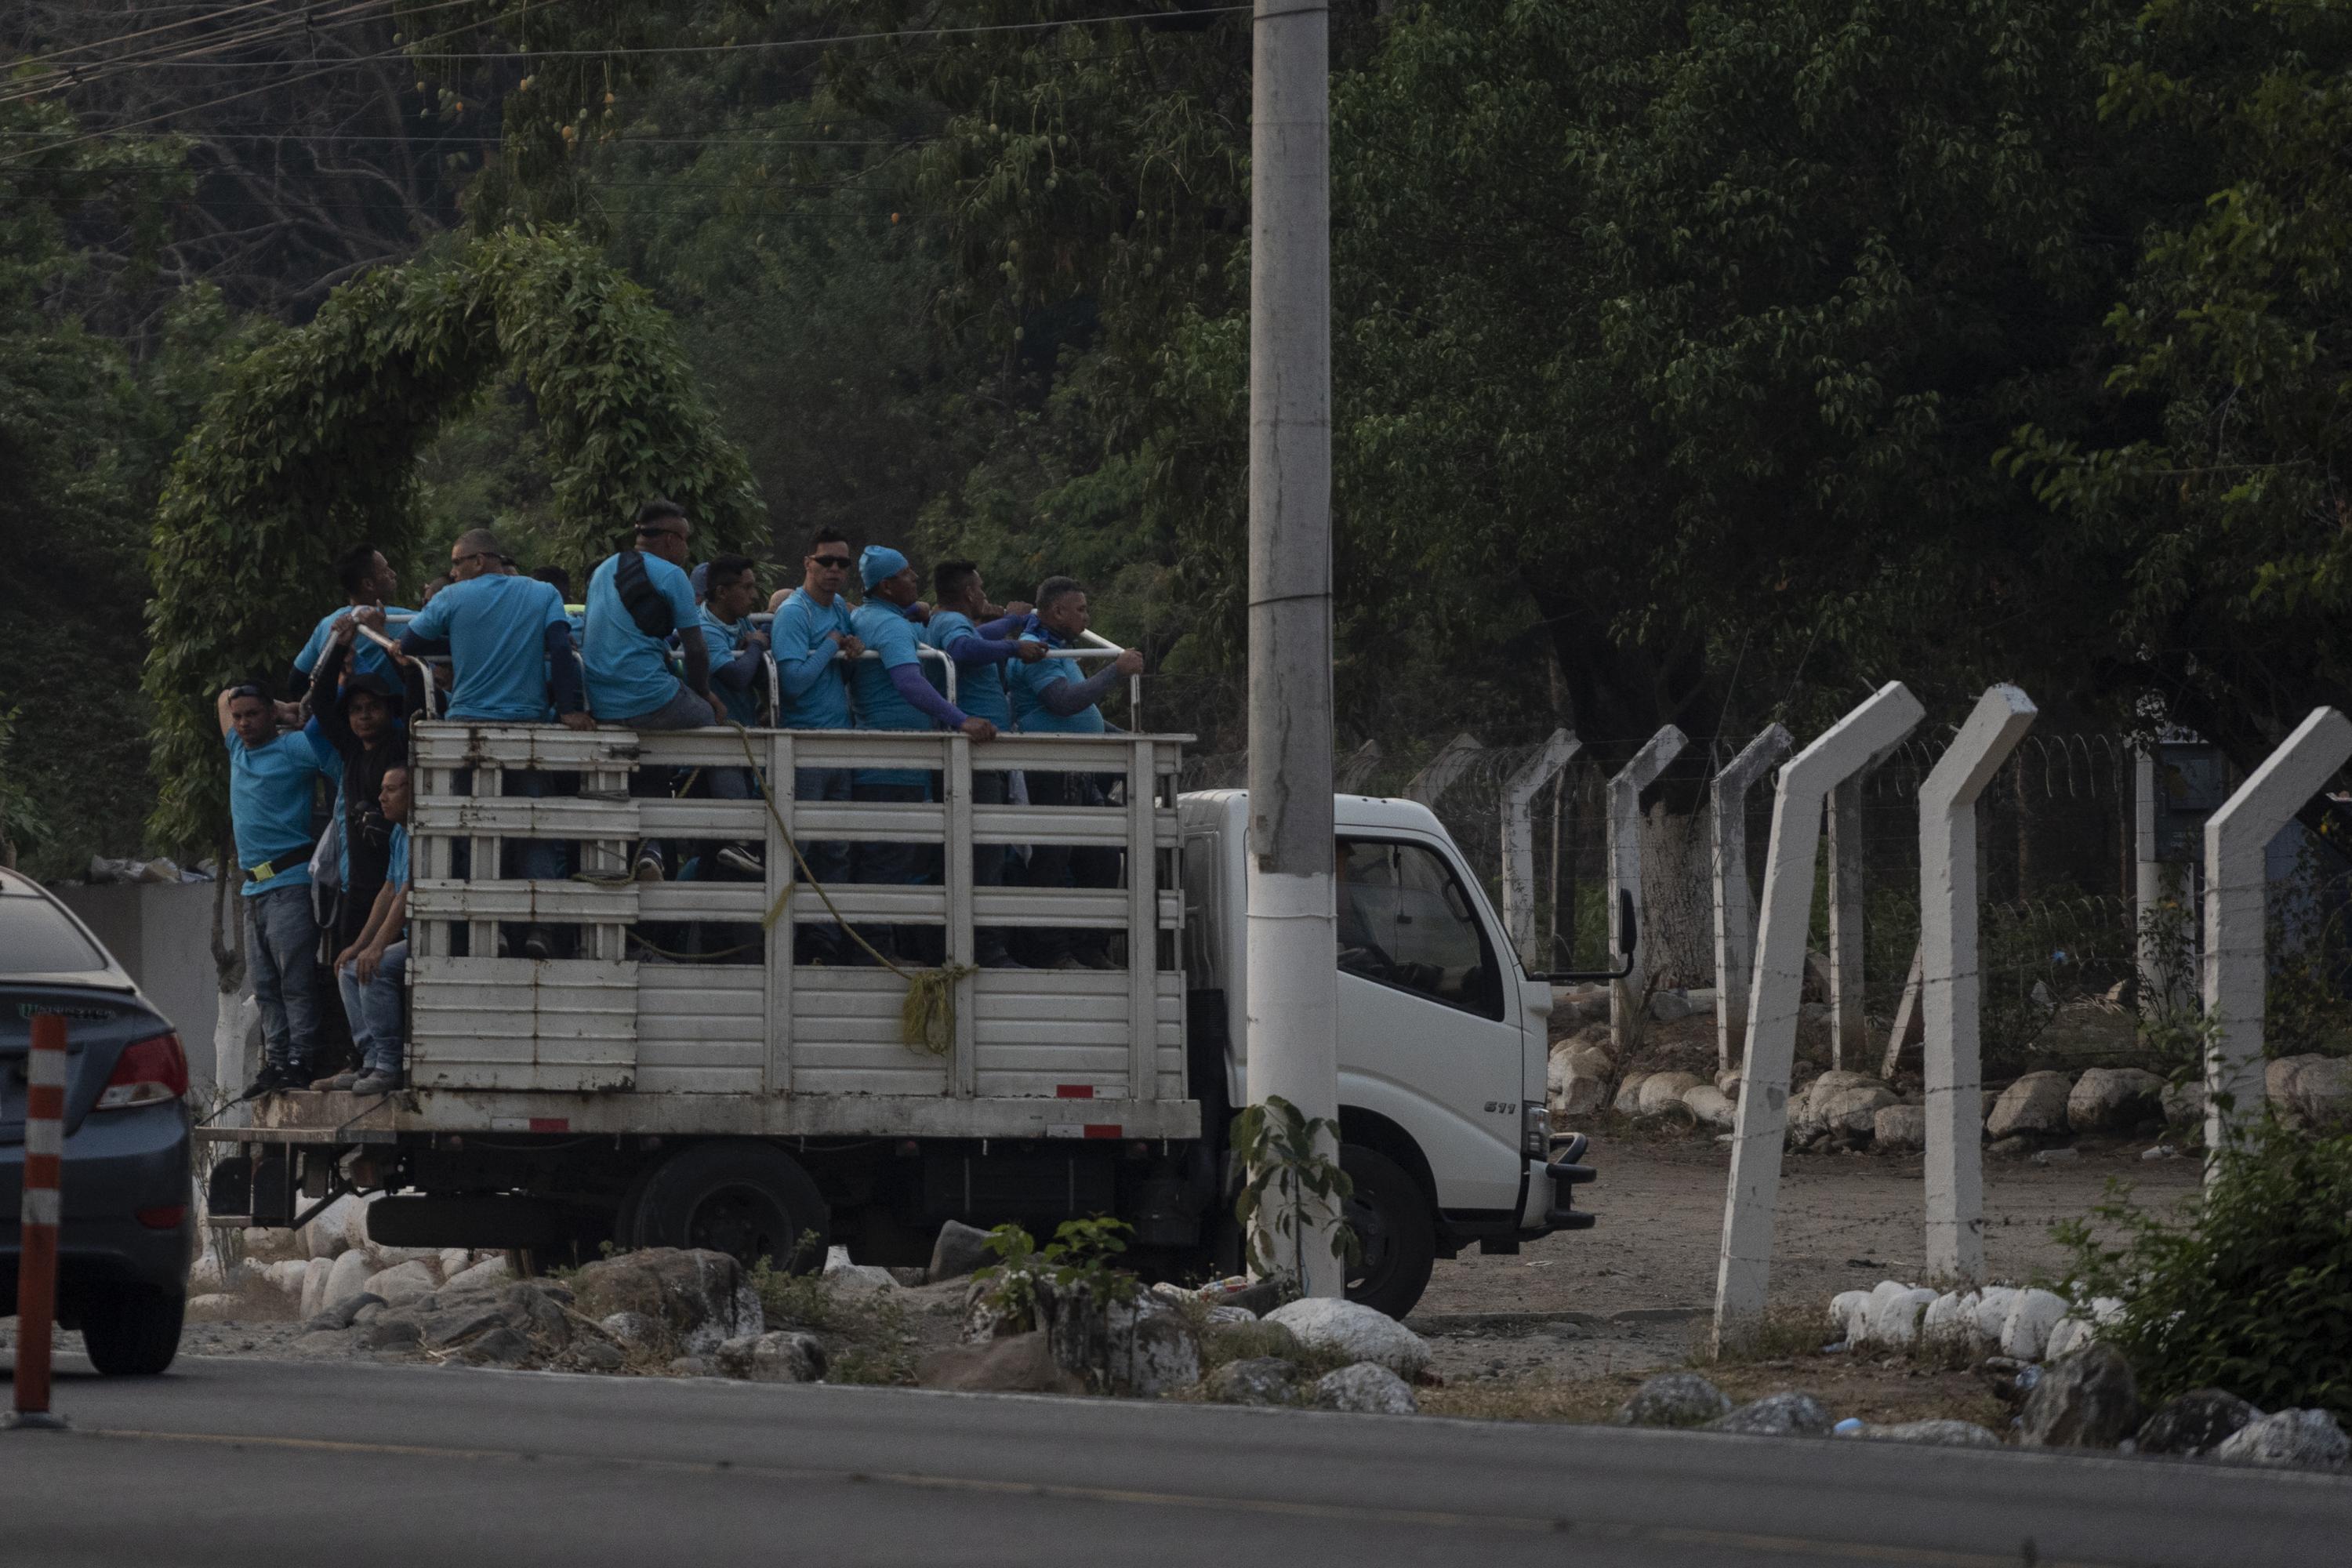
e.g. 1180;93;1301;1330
96;1032;189;1111
136;1205;188;1229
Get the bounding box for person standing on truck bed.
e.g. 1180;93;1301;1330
219;683;339;1094
582;499;721;884
769;532;865;963
699;551;769;877
849;546;999;964
290;542;408;699
397;526;586;960
1008;576;1146;970
327;764;414;1094
304;610;416;1082
923;559;1043;967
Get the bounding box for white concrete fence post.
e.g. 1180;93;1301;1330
1918;685;2038;1285
2201;708;2352;1171
1827;782;1868;1069
1713;683;1925;1348
1405;733;1483;808
1608;725;1691;1052
1500;728;1581;969
1710;725;1792;1073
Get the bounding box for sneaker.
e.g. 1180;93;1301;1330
522;927;556;960
717;843;764;877
634;843;666;883
350;1069;406;1094
1076;951;1122;971
1045;954;1084;971
309;1071;361;1092
243;1064;292;1098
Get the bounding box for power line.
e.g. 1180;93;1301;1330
5;0;307;70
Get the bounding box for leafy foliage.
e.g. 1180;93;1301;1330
2056;1124;2352;1421
1233;1095;1359;1287
970;1214;1142;1331
141;227;763;852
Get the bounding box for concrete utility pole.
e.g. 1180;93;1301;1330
1243;0;1342;1296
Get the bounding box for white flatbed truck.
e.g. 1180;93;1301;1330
202;719;1599;1316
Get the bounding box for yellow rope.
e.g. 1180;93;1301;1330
723;721;975;1056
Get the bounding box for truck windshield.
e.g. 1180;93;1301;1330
1335;838;1504;1019
0;894;107;976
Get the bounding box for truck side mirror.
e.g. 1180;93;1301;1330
1616;888;1637;959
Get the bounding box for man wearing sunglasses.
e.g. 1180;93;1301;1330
768;532;866;960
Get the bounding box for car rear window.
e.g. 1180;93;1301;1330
0;895;107;975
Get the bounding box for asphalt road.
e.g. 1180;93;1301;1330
4;1352;2347;1567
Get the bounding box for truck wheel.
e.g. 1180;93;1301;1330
78;1285;185;1376
632;1141;830;1276
1341;1145;1436;1319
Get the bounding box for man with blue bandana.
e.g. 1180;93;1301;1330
769;531;865;962
923;560;1042;967
850;545;998;964
1007;575;1145;969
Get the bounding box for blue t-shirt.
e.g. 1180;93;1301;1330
405;575;568;722
850;600;938;788
771;587;855;729
920;610;1011;728
1009;634;1106;734
583;552;701;720
226;726;336;898
386;823;410;890
295;604;412;685
699;608;763;726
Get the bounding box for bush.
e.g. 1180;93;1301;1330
2056;1125;2352;1421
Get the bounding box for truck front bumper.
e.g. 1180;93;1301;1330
1519;1132;1596;1235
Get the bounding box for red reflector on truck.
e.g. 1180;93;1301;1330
1054;1085;1094;1098
528;1118;571;1133
135;1206;187;1229
1083;1124;1122;1139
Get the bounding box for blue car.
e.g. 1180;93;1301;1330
2;868;194;1375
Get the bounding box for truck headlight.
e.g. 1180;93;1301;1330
1523;1101;1552;1158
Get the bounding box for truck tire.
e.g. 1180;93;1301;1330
78;1285;184;1376
630;1141;830;1276
1341;1144;1436;1319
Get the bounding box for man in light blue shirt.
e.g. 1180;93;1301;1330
923;560;1042;967
399;526;585;958
768;532;864;962
219;683;337;1094
1007;575;1145;969
330;764;412;1095
849;546;997;964
290;542;407;695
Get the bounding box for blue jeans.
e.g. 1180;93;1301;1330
245;884;322;1073
336;940;408;1075
793;766;852;963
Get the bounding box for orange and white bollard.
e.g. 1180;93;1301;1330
6;1013;68;1431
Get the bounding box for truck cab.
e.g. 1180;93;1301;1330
1181;792;1590;1312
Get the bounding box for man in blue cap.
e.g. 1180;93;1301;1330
922;560;1042;967
851;545;997;963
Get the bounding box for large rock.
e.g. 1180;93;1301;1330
2067;1067;2165;1133
1637;1071;1707;1117
822;1246;898;1294
1265;1297;1432;1378
1919;1290;1980;1355
927;1220;996;1283
2214;1409;2350;1470
1682;1084;1737;1131
1551;985;1609;1024
571;1248;764;1357
1548;1044;1614;1119
1813;1083;1898;1138
2264;1054;2327;1120
1972;1286;2020;1346
1708;1392;1832;1436
361;1261;439;1309
1614;1372;1732;1428
1312;1363;1418;1415
299;1255;333;1319
1205;1356;1302;1406
1842;1419;2004;1447
265;1258;311;1300
1650;988;1699;1024
1986;1072;2073;1139
917;1330;1085;1394
2136;1389;2262;1457
321;1247;377;1315
2019;1345;2141;1448
1789;1071;1884;1137
1828;1290;1871;1343
438;1247;474;1280
443;1255;514;1296
2288;1057;2352;1132
2160;1077;2206;1130
302;1195;358;1261
1104;1299;1203;1396
716;1330;826;1384
598;1311;663;1350
1863;1285;1937;1352
1873;1104;1926;1151
1612;1073;1650;1116
1999;1287;2068;1360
